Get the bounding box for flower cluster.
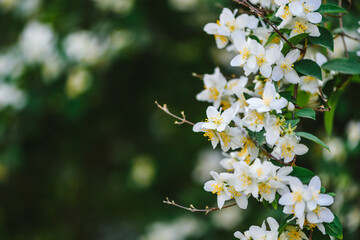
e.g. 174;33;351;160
188;1;342;238
204;159;292;209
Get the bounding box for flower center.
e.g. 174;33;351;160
258;182;271;195
206;87;219;100
287;229;301;240
240;47;250;60
294;21;308;34
292;191;303;203
219;132;230;147
215;35;227;43
211;114;224;125
203;130;216;141
303;76;316;83
281;143;294;158
280;59;294;73
211;183;223;195
281;6;291;19
256;54;267;67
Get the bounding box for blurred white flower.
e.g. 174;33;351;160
346;120;360;149
93;0;134;14
345;207;360;232
0;83;26;110
129;155;156;189
0;0;40;16
63;31;109;65
140;216;205;240
329;31;360;59
19;21;56;64
0;50;24;79
192;149;223;184
66;68;92;98
211;206;244;230
169;0;199;11
322;137;346;163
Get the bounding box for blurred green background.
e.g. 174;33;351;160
0;0;359;239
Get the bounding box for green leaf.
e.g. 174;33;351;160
290;166;316;184
295;108;316;120
265;32;279;46
318;3;348;14
294;59;323;80
296;91;310;108
279;91;292;102
327;192;336;197
278;215;296;234
296;131;330;152
324;214;343;239
281;33;309;55
312;228;331;240
249;35;261;44
248;129;265;146
308;26;334;51
321;186;326;193
271;198;278;210
285;119;300;128
324;87;344;136
243;92;252;100
322;58;360;75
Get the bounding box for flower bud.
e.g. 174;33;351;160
287;102;295;112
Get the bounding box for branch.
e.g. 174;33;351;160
155;101;195;126
163;197;237;215
233;0;300;51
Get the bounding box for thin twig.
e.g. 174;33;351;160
163;197;237;215
338;0;349;57
294;104;331;112
309;230;313;240
336;33;360;42
155;101;195;126
233;0;300;51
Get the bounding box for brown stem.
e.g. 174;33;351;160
309;230;313;240
155;101;195;126
233;0;300;51
338;0;349;57
163;197;237;215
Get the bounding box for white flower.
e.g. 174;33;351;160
279;177;309;226
193;123;243;152
272;49;301;83
275;4;293;21
272;134;308;163
225;76;248;95
233;161;259;198
300;76;321;94
246;82;288;113
223;173;249;209
243;108;266;132
283;226;308;240
264;114;284;146
196;67;227;108
202;105;237;132
204;171;231;209
280;17;320;38
290;0;322;24
204;8;258;49
235;217;280;240
231;37;279;78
